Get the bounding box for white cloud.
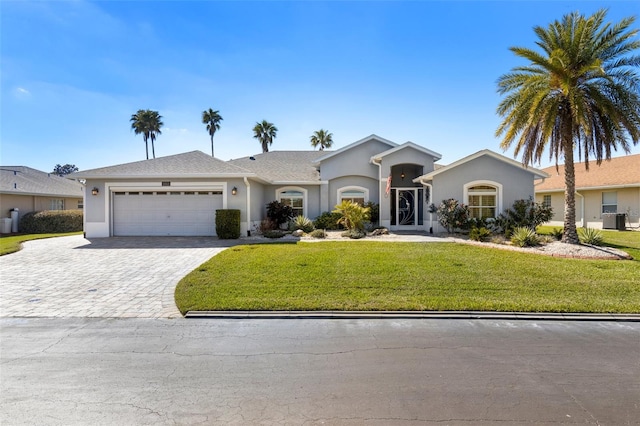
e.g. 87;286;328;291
14;87;31;98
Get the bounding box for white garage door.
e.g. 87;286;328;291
113;191;223;236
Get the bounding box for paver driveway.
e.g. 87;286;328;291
0;235;233;318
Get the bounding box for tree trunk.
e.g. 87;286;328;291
152;140;156;159
211;136;214;157
562;140;580;244
144;136;149;160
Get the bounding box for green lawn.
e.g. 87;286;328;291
175;235;640;314
0;232;82;256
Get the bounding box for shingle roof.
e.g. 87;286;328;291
229;151;328;183
0;166;84;197
535;154;640;191
413;149;548;182
72;151;253;179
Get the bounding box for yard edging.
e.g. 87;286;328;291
185;311;640;321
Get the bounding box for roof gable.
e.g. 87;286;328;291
413;149;548;182
370;141;442;162
72;151;253;179
315;134;397;163
1;166;84;197
535;153;640;191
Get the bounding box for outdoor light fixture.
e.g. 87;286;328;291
231;187;238;196
400;170;405;180
91;187;99;196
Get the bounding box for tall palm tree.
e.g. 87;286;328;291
202;108;223;157
310;129;334;151
253;120;278;153
496;9;640;244
130;109;164;159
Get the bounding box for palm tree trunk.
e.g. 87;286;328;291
152;141;156;159
144;136;149;160
211;136;214;157
562;140;580;244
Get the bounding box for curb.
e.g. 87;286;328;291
185;311;640;322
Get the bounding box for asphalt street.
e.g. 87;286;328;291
1;318;639;425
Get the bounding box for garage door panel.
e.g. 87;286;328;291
113;193;223;236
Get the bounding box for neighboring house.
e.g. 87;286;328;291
73;135;548;238
535;154;640;229
0;166;85;220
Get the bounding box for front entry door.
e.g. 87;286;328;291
391;188;423;230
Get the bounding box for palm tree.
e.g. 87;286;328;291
253;120;278;153
496;9;640;244
130;109;164;159
202;108;223;157
310;129;334;151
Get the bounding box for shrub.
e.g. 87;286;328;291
333;200;370;231
579;228;604;246
551;227;564;241
364;201;379;225
341;229;366;239
491;198;553;235
510;227;540;247
215;209;241;239
258;219;277;233
309;229;326;239
291;215;314;233
469;227;491;242
266;201;293;226
429;199;471;233
263;230;285;239
313;211;343;230
19;210;83;233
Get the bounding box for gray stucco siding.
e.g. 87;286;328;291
263;184;322;220
320;139;392;181
379;150;435;179
431;156;535;214
83;177;244;237
327;176;380;209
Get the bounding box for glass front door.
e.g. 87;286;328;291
391;188;423;229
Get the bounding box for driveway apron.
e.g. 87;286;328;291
0;235;231;318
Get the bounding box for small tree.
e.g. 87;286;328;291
52;164;79;177
266;201;293;227
332;200;370;231
429;199;470;233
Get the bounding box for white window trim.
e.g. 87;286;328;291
463;180;503;217
337;186;369;204
601;191;617;214
276;186;308;218
50;199;64;210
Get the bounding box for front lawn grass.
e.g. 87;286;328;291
175;241;640;314
0;232;82;256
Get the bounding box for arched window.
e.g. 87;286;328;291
464;182;501;219
276;187;306;217
338;186;368;206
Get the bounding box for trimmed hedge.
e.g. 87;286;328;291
216;209;241;239
19;210;83;233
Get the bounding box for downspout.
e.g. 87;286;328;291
418;178;434;233
371;157;383;226
244;177;251;236
575;191;585;228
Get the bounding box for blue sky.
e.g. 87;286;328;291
2;0;639;173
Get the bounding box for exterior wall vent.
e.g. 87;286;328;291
161;181;171;187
